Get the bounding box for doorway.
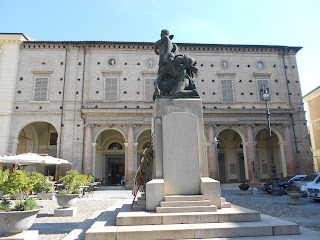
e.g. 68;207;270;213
237;153;246;182
105;155;125;185
218;153;227;183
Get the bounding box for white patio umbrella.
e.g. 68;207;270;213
0;153;71;165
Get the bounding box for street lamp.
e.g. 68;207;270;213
260;84;283;196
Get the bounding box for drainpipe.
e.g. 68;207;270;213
58;43;68;158
80;44;87;172
282;47;300;173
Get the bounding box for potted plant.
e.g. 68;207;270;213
55;170;92;208
285;184;305;205
238;182;250;191
285;184;304;197
0;170;41;234
0;169;10;199
33;173;55;200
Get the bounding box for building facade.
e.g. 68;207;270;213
0;33;29;155
303;86;320;172
0;34;314;187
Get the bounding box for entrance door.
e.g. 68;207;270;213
105;155;125;185
218;153;227;183
237;153;246;182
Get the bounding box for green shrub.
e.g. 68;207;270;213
13;197;38;211
58;170;93;194
0;199;11;211
2;170;34;197
0;169;10;190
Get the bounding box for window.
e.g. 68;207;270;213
105;77;118;101
221;80;234;102
145;78;155;102
33;77;49;101
108;142;123;150
257;79;270;101
50;132;58;145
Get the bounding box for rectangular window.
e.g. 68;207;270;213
221;80;234;102
33;77;49;101
257;79;270;101
144;78;155;102
50;132;58;145
105;77;118;101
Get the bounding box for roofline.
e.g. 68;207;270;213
21;40;302;51
303;85;320;98
0;33;30;40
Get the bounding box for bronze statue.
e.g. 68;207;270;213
153;29;200;100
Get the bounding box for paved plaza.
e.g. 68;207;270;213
3;185;318;240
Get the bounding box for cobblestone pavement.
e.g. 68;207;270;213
223;189;320;232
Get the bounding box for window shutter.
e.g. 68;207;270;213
105;77;118;101
221;80;234;102
145;78;155;102
34;77;48;101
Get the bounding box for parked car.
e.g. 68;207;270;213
262;175;307;193
307;179;320;201
294;172;320;196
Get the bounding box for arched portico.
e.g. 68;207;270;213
215;127;247;183
94;128;126;185
254;127;286;180
14;121;58;176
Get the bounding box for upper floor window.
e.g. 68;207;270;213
33;77;49;101
145;78;155;102
105;77;118;101
221;79;234;102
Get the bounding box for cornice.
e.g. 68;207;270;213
21;41;302;53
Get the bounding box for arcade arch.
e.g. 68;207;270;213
216;129;246;183
255;129;284;180
15;121;58;176
95;129;125;185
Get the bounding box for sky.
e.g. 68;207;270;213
1;0;319;96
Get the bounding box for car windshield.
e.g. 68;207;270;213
301;174;317;182
279;176;293;182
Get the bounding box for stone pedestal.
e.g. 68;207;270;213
147;98;214;210
54;207;77;217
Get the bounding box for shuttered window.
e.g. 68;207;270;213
33;77;49;101
221;80;234;102
105;77;118;101
145;78;155;102
257;79;270;101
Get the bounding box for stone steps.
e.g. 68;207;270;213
86;214;300;240
156;205;217;213
105;194;300;240
160;200;211;207
117;205;260;226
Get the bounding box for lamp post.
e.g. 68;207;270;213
260;84;283;196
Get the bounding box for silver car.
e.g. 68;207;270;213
295;172;320;196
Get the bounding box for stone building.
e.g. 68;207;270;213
303;86;320;172
0;33;313;188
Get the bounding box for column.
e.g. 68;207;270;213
91;143;97;178
134;142;138;171
246;125;255;180
125;125;135;187
284;124;295;175
83;125;93;175
207;126;218;179
279;141;287;177
12;138;19;154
